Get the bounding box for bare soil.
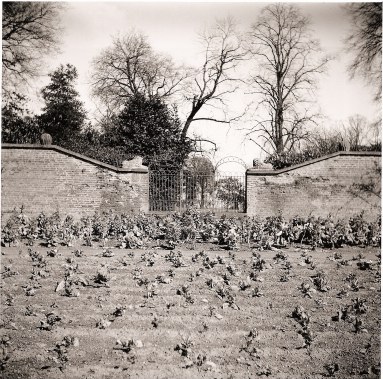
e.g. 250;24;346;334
0;242;380;378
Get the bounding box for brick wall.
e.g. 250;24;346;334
1;144;149;221
246;152;381;221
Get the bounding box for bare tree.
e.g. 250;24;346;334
345;3;382;102
246;4;329;154
180;17;246;140
91;31;189;112
2;2;63;95
340;114;381;150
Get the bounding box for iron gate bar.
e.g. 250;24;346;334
149;170;245;212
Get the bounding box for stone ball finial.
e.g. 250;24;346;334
40;133;52;145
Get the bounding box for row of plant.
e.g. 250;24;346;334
1;207;380;249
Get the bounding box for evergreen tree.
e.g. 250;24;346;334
38;64;87;143
105;94;193;169
1;92;40;144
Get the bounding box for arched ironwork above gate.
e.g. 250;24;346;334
214;156;248;170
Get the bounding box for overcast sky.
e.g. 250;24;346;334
30;1;380;170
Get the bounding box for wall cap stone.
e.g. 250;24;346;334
247;151;381;176
1;144;148;173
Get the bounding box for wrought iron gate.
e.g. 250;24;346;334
149;170;245;212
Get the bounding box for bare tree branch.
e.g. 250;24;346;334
2;2;63;96
181;17;247;139
246;4;329;154
91;30;191;112
345;3;382;102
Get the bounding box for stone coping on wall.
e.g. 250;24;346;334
1;144;148;173
247;151;382;176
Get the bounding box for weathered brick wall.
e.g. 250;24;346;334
246;152;381;221
1;144;149;221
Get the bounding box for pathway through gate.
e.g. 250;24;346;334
149;157;247;212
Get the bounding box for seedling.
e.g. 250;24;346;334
176;284;194;304
203;256;218;269
25;305;37;316
96;319;111;329
240;328;260;358
357;260;373;270
280;274;289;282
345;273;360;291
156;275;172;284
333;252;343;260
64;280;80;297
72;249;84;258
1;265;19;278
226;264;239;276
252;252;266;271
151;316;161;328
25;285;37;296
0;336;11;371
206;278;215;289
354;317;367;333
5;295;14;306
145;282;158;298
94;267;111;285
299;282;315;298
46;248;58;257
352;298;368;315
324;363;340;377
175;335;194;357
336;289;349;299
140;251;157;266
251;287;264;298
165;251;185;268
273;251;287;263
102;249;114;258
292;306;310;328
222;273;231;285
298;328;314;348
283;261;293;273
39;312;62;331
239;279;251;291
312;271;330;292
112;304;127;317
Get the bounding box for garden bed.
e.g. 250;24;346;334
0;240;380;378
